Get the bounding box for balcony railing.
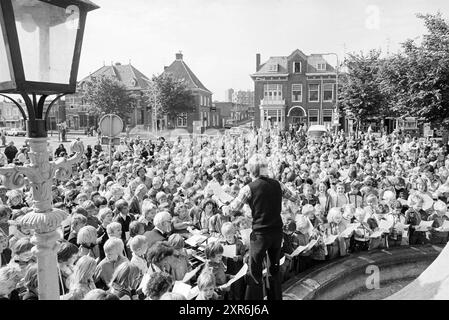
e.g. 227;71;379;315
261;98;285;106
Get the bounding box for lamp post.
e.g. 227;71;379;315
321;53;339;134
0;0;99;300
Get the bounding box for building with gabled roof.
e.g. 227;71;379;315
163;53;212;95
78;63;151;91
65;62;151;130
160;52;220;133
251;49;338;131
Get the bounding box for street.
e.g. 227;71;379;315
1;134;99;153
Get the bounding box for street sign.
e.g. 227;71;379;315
99;114;123;137
101;137;121;146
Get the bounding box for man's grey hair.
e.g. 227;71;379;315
247;154;268;178
153;211;172;229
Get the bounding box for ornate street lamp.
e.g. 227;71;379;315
0;0;99;300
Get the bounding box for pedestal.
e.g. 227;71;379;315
0;137;83;300
31;230;62;300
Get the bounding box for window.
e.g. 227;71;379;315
263;84;283;101
401;118;417;129
308;84;319;102
292;84;302;102
309;109;319;125
200;96;203;106
316;63;326;71
177;112;187;127
293;62;302;73
323;83;334;102
323;109;333;124
268;64;278;72
79;114;88;128
207;112;210;126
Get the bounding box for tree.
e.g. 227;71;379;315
339;50;389;131
380;13;449;126
146;73;196;127
83;76;136;121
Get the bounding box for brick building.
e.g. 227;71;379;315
0;98;64;131
65;62;151;130
162;52;220;132
213;102;250;127
251;49;337;130
0;100;26;129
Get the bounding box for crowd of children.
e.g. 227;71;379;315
0;127;449;300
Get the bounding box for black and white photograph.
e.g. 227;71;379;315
1;0;449;307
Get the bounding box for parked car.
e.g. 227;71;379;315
228;127;243;137
224;119;237;129
307;125;328;142
6;128;27;136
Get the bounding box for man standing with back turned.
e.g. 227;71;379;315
223;154;302;300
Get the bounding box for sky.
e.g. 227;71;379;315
79;0;449;101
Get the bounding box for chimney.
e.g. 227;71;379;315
176;52;183;60
115;62;121;66
256;53;261;71
164;66;169;71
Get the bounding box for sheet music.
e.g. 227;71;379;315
208;181;234;203
378;219;393;231
185;234;208;247
222;244;237;258
172;281;192;298
187;286;200;300
239;228;252;247
225;264;248;287
187;227;201;235
415;220;434;231
182;265;203;283
324;234;338;245
340;223;359;238
370;230;383;238
290;239;318;257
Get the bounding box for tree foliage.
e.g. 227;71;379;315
380;13;449;125
145;73;196;122
82;76;136;121
339;49;389;124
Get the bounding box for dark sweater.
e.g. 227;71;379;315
248;177;283;233
114;213;135;242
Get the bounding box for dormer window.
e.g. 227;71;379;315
268;64;278;72
316;63;326;71
293;62;302;73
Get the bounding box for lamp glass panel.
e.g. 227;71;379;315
0;22;11;82
12;0;78;84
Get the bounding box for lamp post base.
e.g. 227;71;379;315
0;136;84;300
29;225;65;300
